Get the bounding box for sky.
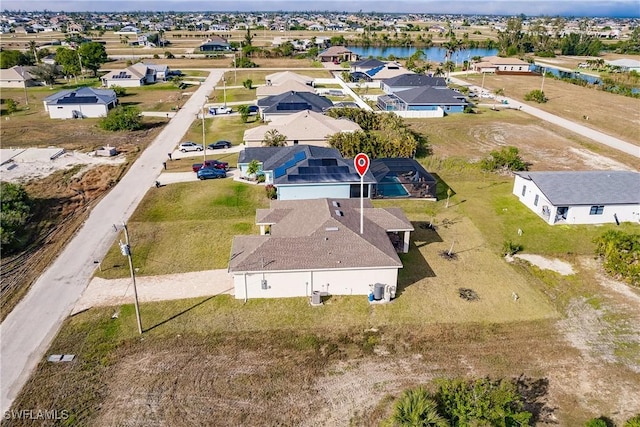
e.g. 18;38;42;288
2;0;639;17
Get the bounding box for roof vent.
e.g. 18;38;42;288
334;210;343;217
332;201;340;207
325;227;339;231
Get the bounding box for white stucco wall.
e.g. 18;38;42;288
0;80;27;88
393;109;444;118
104;79;143;87
45;103;109;119
233;267;399;299
513;175;640;225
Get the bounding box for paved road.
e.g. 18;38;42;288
0;70;225;414
449;75;640;158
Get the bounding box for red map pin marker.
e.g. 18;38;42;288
354;153;370;177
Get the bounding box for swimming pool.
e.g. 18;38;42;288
377;175;409;197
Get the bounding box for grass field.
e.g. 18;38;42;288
180;115;262;146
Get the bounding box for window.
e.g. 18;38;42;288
590;205;604;215
521;185;526;196
534;195;539;206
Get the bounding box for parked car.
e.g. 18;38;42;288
179;142;203;152
197;167;226;180
248;105;259;114
209;106;232;115
192;159;229;172
207;140;232;150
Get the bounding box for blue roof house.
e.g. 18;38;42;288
238;145;376;201
377;86;468;117
43;87;118;119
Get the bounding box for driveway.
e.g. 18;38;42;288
72;270;234;316
0;70;225;413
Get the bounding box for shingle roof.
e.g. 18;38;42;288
228;198;412;273
0;65;34;81
256;80;315;98
382;74;447;88
257;91;333;114
352;58;385;69
393;86;468;105
515;171;640;205
319;46;354;57
265;71;313;85
243;110;361;143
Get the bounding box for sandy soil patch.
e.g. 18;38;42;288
512;254;575;275
0;149;126;183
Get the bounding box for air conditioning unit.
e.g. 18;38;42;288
311;291;322;305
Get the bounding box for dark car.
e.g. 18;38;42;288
197;167;226;180
207;140;232;150
248;105;259;114
192;159;229;172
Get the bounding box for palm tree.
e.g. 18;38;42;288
28;40;38;63
443;60;455;78
262;129;287;147
392;387;449;427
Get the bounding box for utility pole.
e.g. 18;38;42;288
120;223;142;335
202;98;207;162
540;67;546;92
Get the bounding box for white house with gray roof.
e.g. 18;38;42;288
43;87;118;119
228;198;413;300
513;171;640;225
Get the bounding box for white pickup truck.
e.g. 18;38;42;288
209;106;232;115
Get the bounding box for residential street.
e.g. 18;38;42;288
0;70;224;414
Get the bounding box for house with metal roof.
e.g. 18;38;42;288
513;171;640;225
380;74;447;93
257;91;333;121
43;87;118;119
228;197;414;299
350;58;386;73
243;110;361;148
377;86;468;117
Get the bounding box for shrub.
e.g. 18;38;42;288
0;182;34;253
110;85;127;97
265;184;277;199
480;146;528;173
164;51;175;59
242;78;253;89
625;414;640;427
503;240;523;256
524;89;548;103
99;105;143;131
585;417;609;427
594;230;640;286
392;387;449;427
257;174;266;183
5;98;18;114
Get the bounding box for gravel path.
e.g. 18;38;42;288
72;270;234;315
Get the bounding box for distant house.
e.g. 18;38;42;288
605;58;640;72
350;58;386;73
513;171;640;225
228;197;414;300
377;86;468;117
256;80;315;99
242;110;361;147
380;74;447;93
102;62;169;87
318;46;359;63
472;56;531;73
115;26;141;35
265;71;314;87
199;36;230;51
43;87;118;119
257;91;333;121
237;145;376;200
0;65;37;88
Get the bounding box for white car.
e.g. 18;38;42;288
178;142;204;152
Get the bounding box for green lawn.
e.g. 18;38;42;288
181;115;262;146
209;86;256;103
